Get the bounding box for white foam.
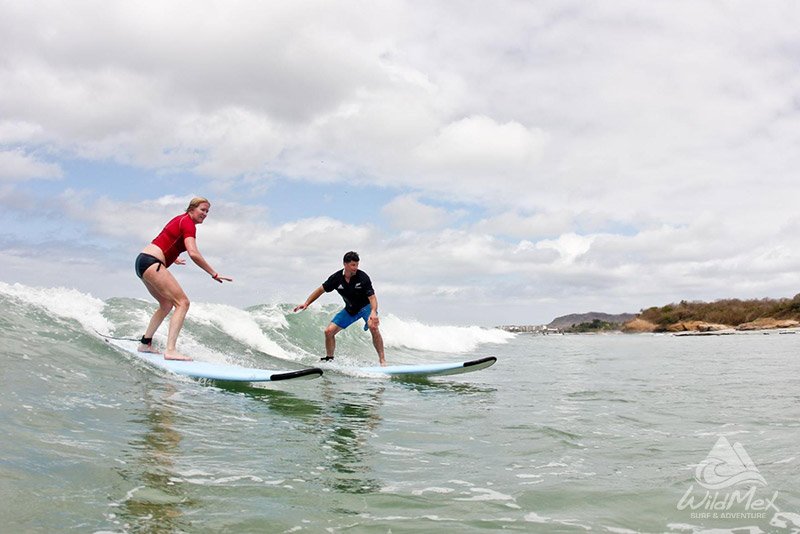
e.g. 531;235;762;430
454;487;516;502
0;281;112;334
524;512;551;524
380;314;514;353
411;487;455;496
524;512;592;531
190;302;291;359
248;304;290;330
771;512;800;529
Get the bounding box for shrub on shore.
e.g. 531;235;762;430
636;295;800;329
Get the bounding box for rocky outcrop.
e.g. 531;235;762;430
665;321;730;332
621;318;657;333
554;310;800;334
736;318;800;330
621;318;732;333
621;317;800;334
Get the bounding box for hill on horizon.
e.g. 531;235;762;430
547;312;636;330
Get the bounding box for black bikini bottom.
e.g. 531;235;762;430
135;253;164;279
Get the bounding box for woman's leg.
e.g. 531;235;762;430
142;265;191;361
140;277;173;353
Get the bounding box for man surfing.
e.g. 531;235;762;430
294;251;386;366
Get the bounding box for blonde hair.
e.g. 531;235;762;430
185;197;210;213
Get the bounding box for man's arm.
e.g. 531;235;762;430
294;286;325;312
367;293;379;327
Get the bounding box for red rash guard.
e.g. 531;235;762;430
151;214;197;267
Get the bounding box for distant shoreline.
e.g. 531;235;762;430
497;321;800;335
497;313;800;335
499;296;800;334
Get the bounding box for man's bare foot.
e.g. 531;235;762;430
164;350;192;361
379;360;387;367
138;343;161;354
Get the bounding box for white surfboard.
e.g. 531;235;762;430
357;356;497;377
105;338;322;382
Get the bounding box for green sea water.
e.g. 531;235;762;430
1;282;799;533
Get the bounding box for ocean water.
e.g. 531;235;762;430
2;281;799;533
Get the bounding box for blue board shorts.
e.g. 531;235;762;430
332;304;372;331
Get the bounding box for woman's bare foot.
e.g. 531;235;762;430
164;349;192;361
138;343;161;354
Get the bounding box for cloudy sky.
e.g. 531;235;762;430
2;1;799;326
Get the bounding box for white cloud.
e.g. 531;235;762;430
409;115;547;195
3;1;796;220
415;116;546;172
472;210;574;240
534;233;594;265
175;107;285;178
381;194;464;231
0;121;45;144
0;150;62;181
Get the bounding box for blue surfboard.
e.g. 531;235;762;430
358;356;496;377
105;338;322;382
